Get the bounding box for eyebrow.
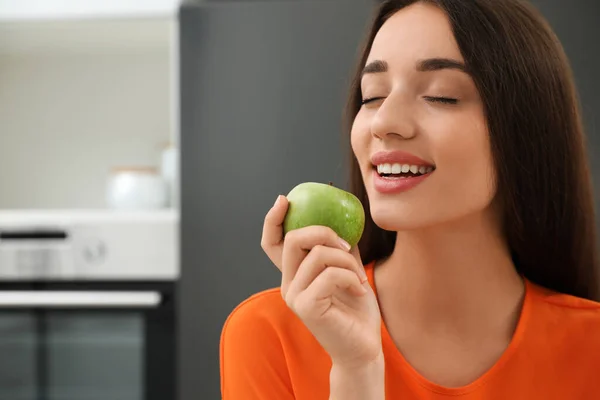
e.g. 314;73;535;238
361;57;468;77
362;59;388;75
417;58;468;73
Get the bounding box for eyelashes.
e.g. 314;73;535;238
360;96;459;105
361;97;384;105
424;96;459;105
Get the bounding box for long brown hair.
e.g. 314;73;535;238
346;0;600;300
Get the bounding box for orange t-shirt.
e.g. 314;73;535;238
220;262;600;399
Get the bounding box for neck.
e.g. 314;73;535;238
375;211;525;335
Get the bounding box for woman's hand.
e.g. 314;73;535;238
261;195;383;370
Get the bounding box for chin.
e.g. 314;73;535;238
370;199;497;233
369;204;438;232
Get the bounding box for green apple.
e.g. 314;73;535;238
283;182;365;247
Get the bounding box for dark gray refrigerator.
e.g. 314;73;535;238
177;1;600;399
178;1;375;399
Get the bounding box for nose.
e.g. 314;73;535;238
370;93;417;140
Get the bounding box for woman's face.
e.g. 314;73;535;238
351;3;496;232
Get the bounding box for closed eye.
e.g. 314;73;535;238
361;97;385;105
424;96;459;105
362;96;459;106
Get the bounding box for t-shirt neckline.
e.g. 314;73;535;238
364;261;533;395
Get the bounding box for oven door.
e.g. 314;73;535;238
0;282;175;400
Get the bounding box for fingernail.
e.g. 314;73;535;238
338;237;351;251
273;195;282;206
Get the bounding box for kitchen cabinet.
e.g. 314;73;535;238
0;0;179;211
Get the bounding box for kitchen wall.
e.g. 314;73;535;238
0;19;174;209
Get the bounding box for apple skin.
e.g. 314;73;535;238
283;182;365;247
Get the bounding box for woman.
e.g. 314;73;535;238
221;0;600;399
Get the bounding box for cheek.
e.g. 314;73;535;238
350;112;370;161
361;108;497;231
433;115;496;202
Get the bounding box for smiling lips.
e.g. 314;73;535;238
370;150;435;194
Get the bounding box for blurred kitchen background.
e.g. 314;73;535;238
0;0;597;399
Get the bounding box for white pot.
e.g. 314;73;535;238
107;167;167;210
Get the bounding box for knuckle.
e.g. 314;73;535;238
260;242;272;257
321;265;337;279
310;244;328;258
263;210;282;227
326;266;349;282
263;211;274;224
291;295;310;318
285;225;338;248
284;228;300;244
261;238;276;253
312;225;337;240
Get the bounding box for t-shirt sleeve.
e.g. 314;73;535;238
220;292;295;399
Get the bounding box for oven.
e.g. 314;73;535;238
0;211;178;400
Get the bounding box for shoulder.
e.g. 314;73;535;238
527;279;600;340
221;287;294;344
220;286;316;352
220;288;331;398
529;280;600;314
524;281;600;376
223;287;290;327
220;288;300;398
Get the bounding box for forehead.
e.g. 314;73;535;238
367;3;463;65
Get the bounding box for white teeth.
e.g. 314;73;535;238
376;163;434;176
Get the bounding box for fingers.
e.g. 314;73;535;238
284;245;366;301
350;246;366;281
281;225;350;294
260;194;366;306
260;195;289;270
290;267;366;318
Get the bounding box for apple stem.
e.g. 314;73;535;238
329;181;333;186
